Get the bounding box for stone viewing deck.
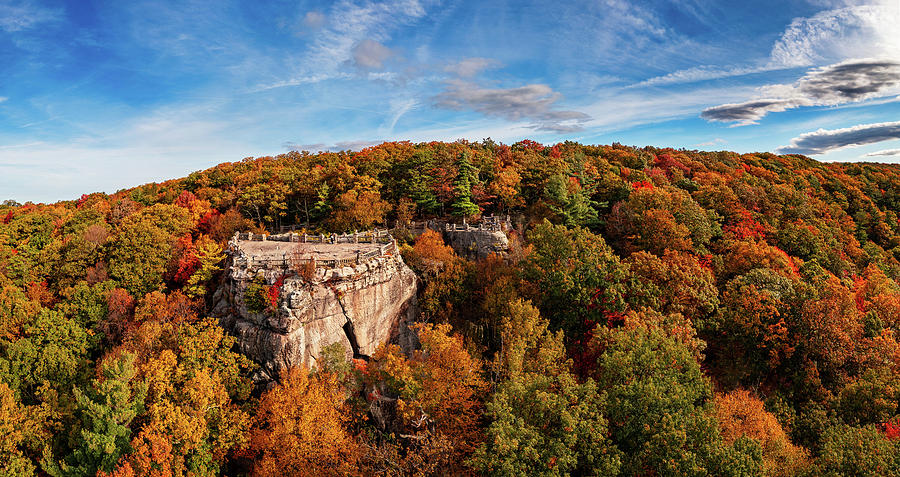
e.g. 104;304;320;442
228;230;398;270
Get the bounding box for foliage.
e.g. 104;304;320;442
2;140;900;473
248;366;359;476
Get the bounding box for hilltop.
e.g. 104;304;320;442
2;140;900;475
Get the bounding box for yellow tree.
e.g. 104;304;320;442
329;180;391;232
714;390;809;477
367;323;487;471
248;366;359;476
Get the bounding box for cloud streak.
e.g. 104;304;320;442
283;140;383;152
638;0;900;87
352;39;393;69
445;57;501;78
702;58;900;124
776;121;900;155
864;148;900;157
434;81;590;133
0;0;61;32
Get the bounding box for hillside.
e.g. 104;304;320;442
2;140;900;475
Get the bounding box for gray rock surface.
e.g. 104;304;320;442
213;249;418;382
442;228;509;260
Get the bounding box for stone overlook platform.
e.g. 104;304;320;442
229;229;397;270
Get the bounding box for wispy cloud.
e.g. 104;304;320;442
283;139;383;152
637;0;900;87
863;148;900;157
702;58;900;124
701;98;807;125
434;80;590;133
352;39;394;69
302;11;326;29
445;57;501;78
769;2;900;67
633;65;769;88
275;0;434;86
696;138;726;147
0;0;61;32
776;120;900;155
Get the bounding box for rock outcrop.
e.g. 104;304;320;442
442;228;509;260
212;238;417;382
406;215;512;260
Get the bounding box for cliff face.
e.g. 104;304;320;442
212;243;417;381
442;228;509;260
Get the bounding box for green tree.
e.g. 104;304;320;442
592;314;762;476
472;299;621;476
451;152;481;218
817;424;900;476
108;204;191;297
522;220;628;340
543;173;599;228
69;353;146;475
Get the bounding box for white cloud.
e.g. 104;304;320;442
0;0;61;32
777;120;900;155
445;57;501;78
352;39;393;69
863;148;900;157
696;138;727;147
259;0;436;89
633;65;770;88
769;2;900;68
283;140;383;152
385;97;417;133
434;80;591;133
702;58;900;124
303;11;326;29
636;0;900;87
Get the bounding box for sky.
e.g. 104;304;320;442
1;0;900;203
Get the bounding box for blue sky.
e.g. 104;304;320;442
1;0;899;202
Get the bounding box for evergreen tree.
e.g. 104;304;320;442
69;353;146;475
451;152;481;218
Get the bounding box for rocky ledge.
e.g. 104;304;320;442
212;239;418;382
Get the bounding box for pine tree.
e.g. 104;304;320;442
69;353;146;475
451;153;480;218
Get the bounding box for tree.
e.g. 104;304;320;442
817;424;900;476
543;173;599;228
451;153;481;218
626;250;720;323
714;390;809;477
108;204;192;296
329;181;391;232
472;299;621;476
521;220;628;342
404;230;472;324
0;382;38;476
367;323;487;471
591;313;762;476
69;353;147;475
248;366;359;476
184;238;225;299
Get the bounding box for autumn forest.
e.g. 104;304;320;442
3;140;900;476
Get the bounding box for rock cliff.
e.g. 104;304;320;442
212;238;417;381
442;228;509;260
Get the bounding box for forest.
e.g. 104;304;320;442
2;139;900;476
